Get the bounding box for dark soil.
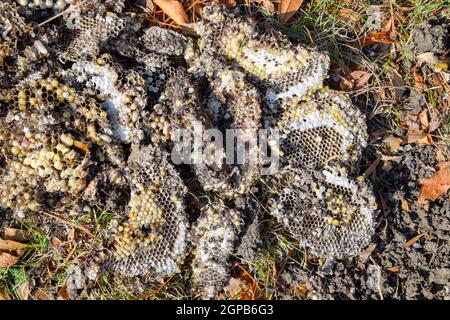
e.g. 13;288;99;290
279;144;449;300
411;17;449;54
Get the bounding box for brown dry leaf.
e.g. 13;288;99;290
340;70;372;91
387;266;400;273
0;239;32;251
359;243;376;262
357;31;395;49
259;0;276;14
404;232;426;248
3;227;27;242
59;284;69;300
337;8;362;23
436;148;447;162
363;158;380;178
407;130;433;144
16;281;29;300
383;15;397;41
33;288;52;300
223;277;242;298
391;68;405;100
218;0;236;9
67;227;76;242
406;110;434;144
0;290;11;300
418;109;429;128
0;252;19;268
417;162;450;203
383;135;403;152
401;200;410;213
413;69;426;91
153;0;189;25
51;237;63;248
297;282;309;298
279;0;304;24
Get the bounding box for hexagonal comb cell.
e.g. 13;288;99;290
270;167;376;259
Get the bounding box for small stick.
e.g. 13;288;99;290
38;0;90;27
42;211;95;239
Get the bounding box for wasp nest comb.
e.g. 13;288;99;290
0;2;376;295
192;201;242;299
0;74;123;218
270;167;376;259
109;144;189;278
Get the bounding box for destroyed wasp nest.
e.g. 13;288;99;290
0;2;376;298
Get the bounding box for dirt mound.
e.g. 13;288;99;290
411;17;449;54
280;144;449;300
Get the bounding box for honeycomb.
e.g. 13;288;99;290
58;10;125;62
276;87;368;171
0;3;34;67
0;75;124;218
65;53;148;144
270;167;376;259
141;27;191;57
207;67;263;194
0;2;377;293
15;0;71;13
191;4;330;107
109;144;189;278
192;201;242;299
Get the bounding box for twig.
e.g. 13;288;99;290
144;273;176;299
42;211;95;239
38;0;90;27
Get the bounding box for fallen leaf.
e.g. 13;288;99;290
357;31;395;49
383;15;397;41
340;70;372;91
0;252;19;268
218;0;236;9
337;8;362;23
363;158;380;178
51;237;63;248
417;162;450;203
416;52;439;65
2;227;27;242
383;135;403;152
407;130;433;144
259;0;276;14
404;232;426;248
401;200;410;213
418;109;429;128
0;239;32;251
387;266;400;273
413;69;426;91
59;284;69;300
223;277;242;298
16;281;29;300
297;282;309;298
279;0;304;24
359;243;376;262
391;68;405;100
0;290;10;300
33;288;52;300
153;0;189;25
436;148;447;162
67;227;75;242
